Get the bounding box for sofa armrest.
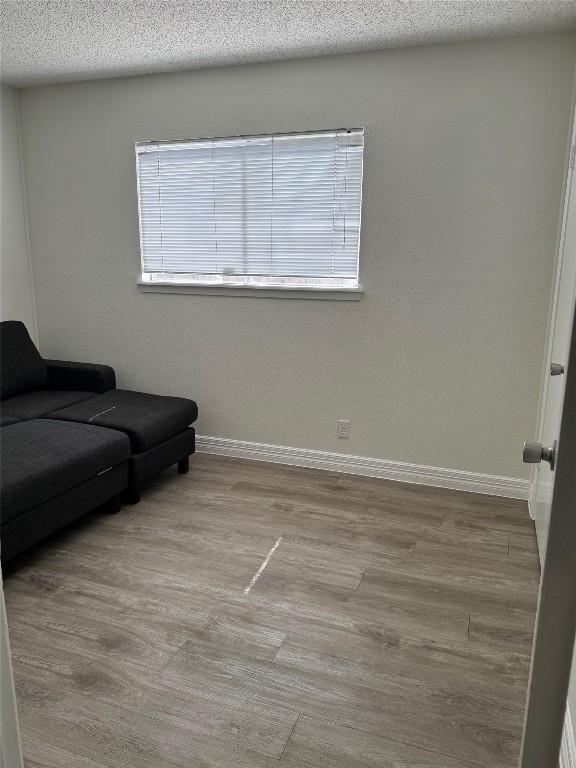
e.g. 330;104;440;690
44;360;116;394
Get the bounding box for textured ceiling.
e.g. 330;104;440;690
1;0;576;87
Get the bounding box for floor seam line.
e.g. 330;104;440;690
271;632;289;663
279;713;300;760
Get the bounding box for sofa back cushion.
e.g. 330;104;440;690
1;321;47;399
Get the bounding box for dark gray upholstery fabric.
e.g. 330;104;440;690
48;389;199;453
45;360;116;394
1;462;128;562
131;427;195;486
1;419;130;524
0;321;47;399
0;416;20;427
1;390;97;420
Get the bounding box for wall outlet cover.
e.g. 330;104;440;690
337;419;351;439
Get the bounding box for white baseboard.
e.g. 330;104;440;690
527;492;535;520
561;706;576;768
527;466;537;520
196;435;529;500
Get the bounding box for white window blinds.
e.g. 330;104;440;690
136;129;364;289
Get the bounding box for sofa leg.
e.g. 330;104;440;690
125;483;141;505
177;456;190;475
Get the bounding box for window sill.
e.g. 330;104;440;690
137;282;364;301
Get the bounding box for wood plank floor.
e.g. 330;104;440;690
3;454;540;768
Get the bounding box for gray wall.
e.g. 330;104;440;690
0;84;36;340
18;32;576;479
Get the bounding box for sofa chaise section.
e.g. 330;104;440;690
1;420;130;562
48;389;198;503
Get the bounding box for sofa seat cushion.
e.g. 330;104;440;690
1;420;130;524
48;389;198;453
1;390;98;421
0;416;20;427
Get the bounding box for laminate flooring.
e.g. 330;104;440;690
3;454;540;767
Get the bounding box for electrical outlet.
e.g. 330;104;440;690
337;419;351;439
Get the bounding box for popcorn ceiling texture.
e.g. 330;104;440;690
1;0;575;86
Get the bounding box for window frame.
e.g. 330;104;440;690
134;128;365;300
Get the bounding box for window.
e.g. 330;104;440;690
135;129;364;292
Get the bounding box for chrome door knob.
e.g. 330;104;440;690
551;363;565;376
523;440;557;470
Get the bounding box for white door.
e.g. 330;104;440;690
520;112;576;767
531;131;576;562
520;290;576;766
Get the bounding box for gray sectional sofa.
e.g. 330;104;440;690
0;321;198;562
